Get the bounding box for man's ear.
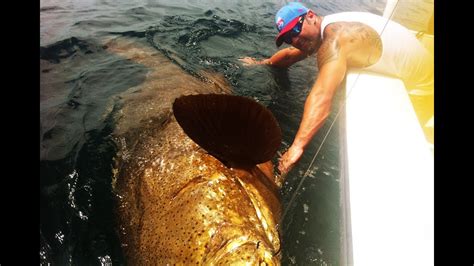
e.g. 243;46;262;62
306;10;315;18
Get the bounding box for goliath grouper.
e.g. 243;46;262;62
109;37;283;265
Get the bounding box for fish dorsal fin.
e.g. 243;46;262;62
173;94;282;166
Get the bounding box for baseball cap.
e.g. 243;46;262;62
275;2;309;47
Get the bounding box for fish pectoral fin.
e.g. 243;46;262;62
173;94;282;166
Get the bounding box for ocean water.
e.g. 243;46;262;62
40;0;386;264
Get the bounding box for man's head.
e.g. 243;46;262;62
275;2;321;54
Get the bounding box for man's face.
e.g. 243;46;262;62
289;11;321;55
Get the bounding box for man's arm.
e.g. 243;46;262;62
278;30;348;175
291;55;347;150
239;47;308;68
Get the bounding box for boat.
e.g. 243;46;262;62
339;0;434;264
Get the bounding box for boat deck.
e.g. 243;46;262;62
339;21;434;265
341;69;434;265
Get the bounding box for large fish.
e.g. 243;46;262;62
109;37;283;265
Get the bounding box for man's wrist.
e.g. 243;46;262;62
290;141;306;151
260;59;270;65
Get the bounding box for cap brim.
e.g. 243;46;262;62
275;16;301;47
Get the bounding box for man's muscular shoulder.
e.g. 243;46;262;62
316;23;344;69
320;22;382;68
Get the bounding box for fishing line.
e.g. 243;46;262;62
279;0;401;231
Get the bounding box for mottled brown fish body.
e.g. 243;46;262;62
109;37;282;264
115;120;280;265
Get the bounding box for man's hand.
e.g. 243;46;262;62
238;57;264;66
278;145;304;176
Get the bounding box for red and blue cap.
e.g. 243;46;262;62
275;2;309;47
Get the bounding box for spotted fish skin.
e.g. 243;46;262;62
107;37;281;265
114;119;281;265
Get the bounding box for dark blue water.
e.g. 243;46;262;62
40;0;385;264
